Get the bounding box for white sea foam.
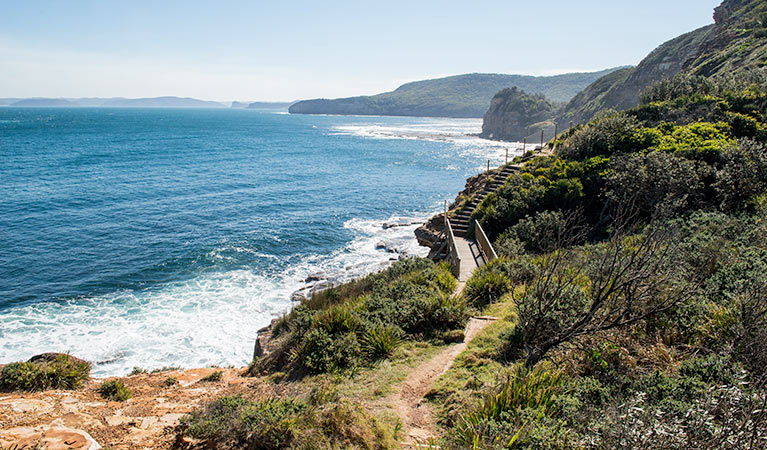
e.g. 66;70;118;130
0;212;431;376
330;118;524;170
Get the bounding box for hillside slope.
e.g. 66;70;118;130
288;69;625;118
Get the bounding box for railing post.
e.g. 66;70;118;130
569;121;573;133
505;148;508;165
554;123;558;140
540;129;544;150
487;160;490;174
523;137;526;154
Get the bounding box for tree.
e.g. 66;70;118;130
515;207;690;368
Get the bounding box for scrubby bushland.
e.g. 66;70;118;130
0;354;91;392
252;258;464;376
473;70;767;243
178;389;395;450
99;379;132;401
200;370;223;382
434;72;767;449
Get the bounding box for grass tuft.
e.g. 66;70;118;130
99;379;132;401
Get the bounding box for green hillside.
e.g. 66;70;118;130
288;69;625;118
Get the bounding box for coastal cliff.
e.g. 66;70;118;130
479;87;557;141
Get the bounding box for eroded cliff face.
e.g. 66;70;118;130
558;24;715;127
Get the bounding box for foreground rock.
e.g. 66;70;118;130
1;426;101;450
0;367;257;449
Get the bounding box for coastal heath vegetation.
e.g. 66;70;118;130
429;70;767;448
251;257;464;376
0;353;91;392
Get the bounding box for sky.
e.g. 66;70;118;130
0;0;722;102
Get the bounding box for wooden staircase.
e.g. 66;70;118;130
450;164;518;238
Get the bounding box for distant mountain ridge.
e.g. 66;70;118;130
3;96;227;108
288;69;627;118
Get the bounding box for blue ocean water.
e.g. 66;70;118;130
0;107;514;375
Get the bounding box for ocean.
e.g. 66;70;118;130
0;107;517;376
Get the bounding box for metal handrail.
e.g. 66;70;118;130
474;219;497;263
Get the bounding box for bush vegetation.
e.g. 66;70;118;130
0;354;91;392
432;71;767;448
179;391;394;449
98;379;132;401
252;258;463;376
200;370;224;382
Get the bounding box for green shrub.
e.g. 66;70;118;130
361;324;402;359
164;376;179;387
452;366;565;447
557;110;644;160
0;354;91;392
180;394;393;449
200;370;223;382
314;305;359;334
99;379;131;401
434;261;457;294
129;367;147;375
300;328;361;374
463;261;513;307
424;292;470;331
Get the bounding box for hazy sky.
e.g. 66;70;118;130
0;0;721;101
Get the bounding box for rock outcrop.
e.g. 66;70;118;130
480;87;558;141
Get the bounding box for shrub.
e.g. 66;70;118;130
424;292;470;331
557;110;644;160
463;260;513;307
361;324;402;360
179;394;393;449
129;367;147;376
164;376;179;387
99;379;131;401
300;328;361;374
715;139;767;211
434;261;457;294
508;210;571;253
606;151;706;217
0;354;91;392
452;365;565;447
314;305;359;334
200;370;223;382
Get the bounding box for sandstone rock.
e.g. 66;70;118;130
0;398;54;414
105;414;136;426
1;426;100;450
29;353;88;366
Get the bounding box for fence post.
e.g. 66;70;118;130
505;148;508;164
570;121;573;133
487;160;490;173
523;137;526;154
540;129;544;150
554;123;558;140
444;200;447;227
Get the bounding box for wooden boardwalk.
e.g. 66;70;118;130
453;236;485;281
